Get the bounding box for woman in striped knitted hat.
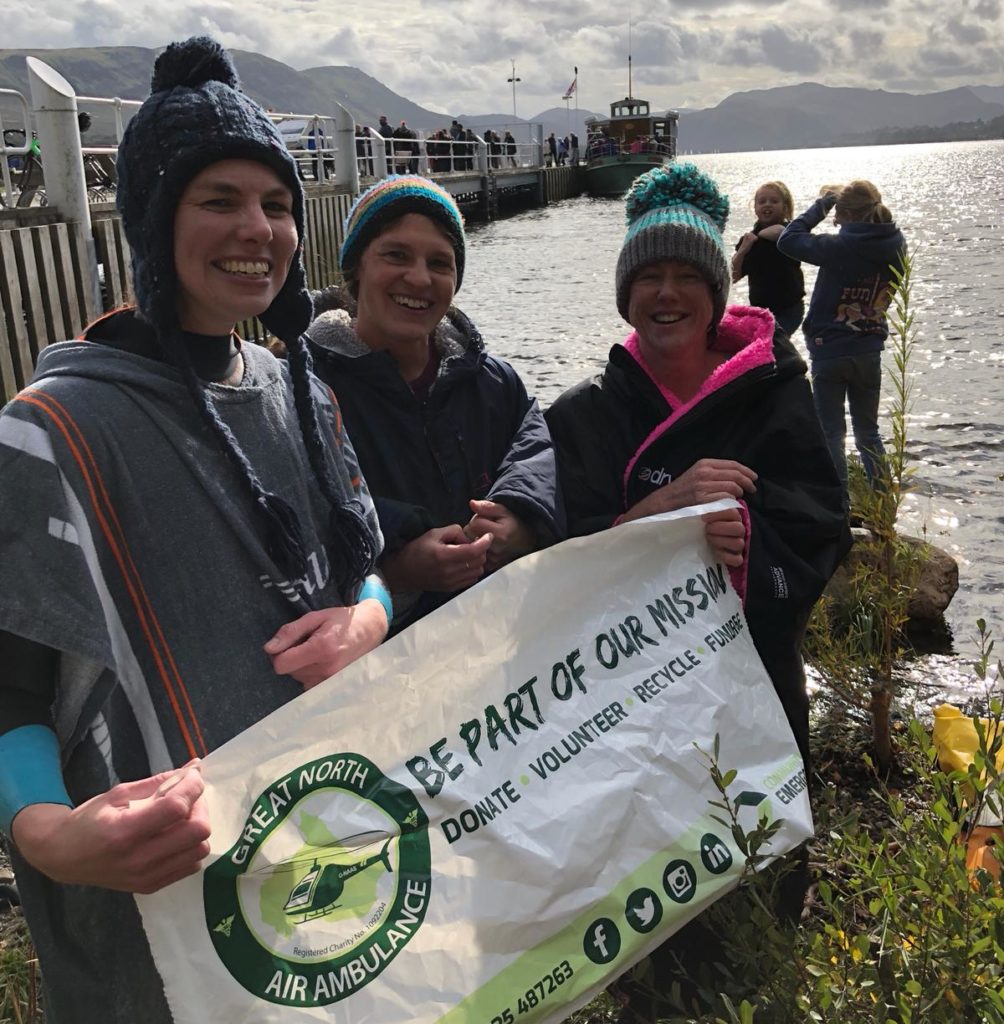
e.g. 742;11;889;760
307;175;565;634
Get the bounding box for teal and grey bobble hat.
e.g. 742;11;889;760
615;163;731;326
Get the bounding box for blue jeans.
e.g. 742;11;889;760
772;301;804;338
810;352;886;496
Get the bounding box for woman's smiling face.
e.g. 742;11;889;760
353;213;458;350
628;260;715;361
173;159;298;335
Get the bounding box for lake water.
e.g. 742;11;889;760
461;140;1004;702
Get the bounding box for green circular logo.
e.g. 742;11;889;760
204;753;430;1006
700;832;734;875
583;917;621;964
625;887;663;933
662;859;697;904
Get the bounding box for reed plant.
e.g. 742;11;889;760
804;250;923;773
0;912;40;1024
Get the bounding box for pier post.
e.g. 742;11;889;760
112;97;126;142
333;102;359;194
26;58;100;318
475;133;492;219
531;123;547;205
368;122;389;179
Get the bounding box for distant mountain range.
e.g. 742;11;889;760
677;82;1004;153
0;45;598;142
1;45;1001;154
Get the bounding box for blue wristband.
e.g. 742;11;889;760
0;725;73;837
357;575;393;626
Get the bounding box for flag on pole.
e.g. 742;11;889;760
562;76;577;100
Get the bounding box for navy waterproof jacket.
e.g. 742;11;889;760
545;306;850;767
778;196;906;361
307;291;565;631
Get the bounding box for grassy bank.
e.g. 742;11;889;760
0;899;38;1024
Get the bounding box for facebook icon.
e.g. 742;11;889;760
583;917;621;964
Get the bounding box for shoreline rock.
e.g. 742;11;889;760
826;529;960;633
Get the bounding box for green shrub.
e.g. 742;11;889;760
679;633;1004;1024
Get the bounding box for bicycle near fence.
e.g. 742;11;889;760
1;127;46;208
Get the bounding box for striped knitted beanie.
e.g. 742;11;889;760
339;175;466;289
615;163;731;326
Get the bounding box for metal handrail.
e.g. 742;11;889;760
269;112;340;184
76;94;142;148
355;120;547;180
6;77;550;209
0;87;33;206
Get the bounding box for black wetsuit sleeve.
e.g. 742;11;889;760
0;629;58;737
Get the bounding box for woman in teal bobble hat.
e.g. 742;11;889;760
547;163;851;1019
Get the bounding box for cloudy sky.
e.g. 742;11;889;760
6;0;1003;114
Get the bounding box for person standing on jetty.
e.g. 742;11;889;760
546;131;558;166
777;181;906;502
730;180;805;336
306;176;564;634
546;163;850;1018
0;36;390;1024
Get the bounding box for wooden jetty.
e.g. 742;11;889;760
1;59;586;400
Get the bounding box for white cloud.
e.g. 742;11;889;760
3;0;1002;115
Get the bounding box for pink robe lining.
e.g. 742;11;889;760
618;305;776;602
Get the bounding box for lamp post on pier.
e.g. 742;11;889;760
507;59;521;119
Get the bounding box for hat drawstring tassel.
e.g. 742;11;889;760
258;491;310;589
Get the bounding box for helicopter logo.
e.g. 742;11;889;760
204;752;431;1008
282;831;394;923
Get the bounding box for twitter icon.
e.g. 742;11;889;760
625;887;663;934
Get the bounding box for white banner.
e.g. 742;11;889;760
137;502;812;1024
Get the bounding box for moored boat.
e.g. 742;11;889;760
584;96;678;198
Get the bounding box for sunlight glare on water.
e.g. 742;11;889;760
462;141;1004;661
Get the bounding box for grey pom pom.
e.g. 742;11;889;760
151;36;239;94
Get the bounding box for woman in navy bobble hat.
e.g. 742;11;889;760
0;36;391;1023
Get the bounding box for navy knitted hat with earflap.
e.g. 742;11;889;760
116;36;376;600
615;163;731;328
117;36;312;342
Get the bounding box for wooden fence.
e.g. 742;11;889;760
1;187;355;401
542;165;584;203
0;209;97;400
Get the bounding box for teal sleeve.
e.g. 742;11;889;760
0;724;73;836
357;574;393;627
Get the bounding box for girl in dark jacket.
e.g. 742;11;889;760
731;180;805;336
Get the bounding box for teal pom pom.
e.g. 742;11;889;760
625;163;729;232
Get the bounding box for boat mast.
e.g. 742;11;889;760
628;18;633;99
